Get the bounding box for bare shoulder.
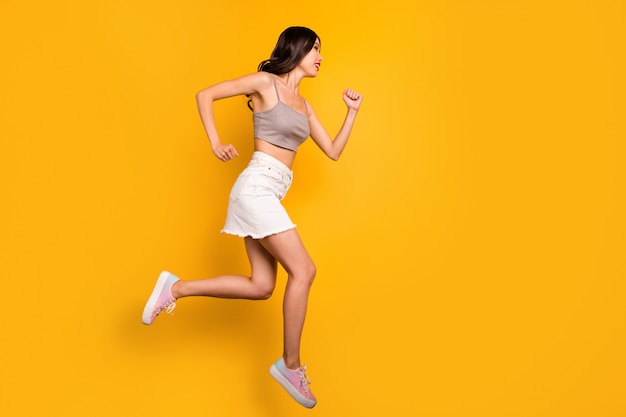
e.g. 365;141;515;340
248;72;280;110
239;71;272;84
247;71;274;94
304;98;318;117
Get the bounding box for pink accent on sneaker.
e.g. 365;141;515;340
269;358;317;408
142;271;180;325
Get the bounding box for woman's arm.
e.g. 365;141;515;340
308;89;363;161
196;72;273;161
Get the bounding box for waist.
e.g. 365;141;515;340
253;139;296;169
249;151;293;178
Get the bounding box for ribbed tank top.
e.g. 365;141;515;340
253;78;310;152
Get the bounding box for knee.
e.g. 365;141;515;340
292;261;316;287
252;281;275;300
255;287;274;300
309;263;317;285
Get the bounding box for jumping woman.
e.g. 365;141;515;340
142;26;363;408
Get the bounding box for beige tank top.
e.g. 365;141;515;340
253;78;310;152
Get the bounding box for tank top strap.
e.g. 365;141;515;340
272;77;281;101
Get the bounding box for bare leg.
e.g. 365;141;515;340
171;237;278;300
167;229;315;370
258;229;316;370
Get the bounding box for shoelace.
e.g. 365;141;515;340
156;299;176;316
298;366;312;393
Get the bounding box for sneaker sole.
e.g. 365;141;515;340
142;271;172;325
269;364;317;408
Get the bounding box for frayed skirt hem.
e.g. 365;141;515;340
220;224;297;240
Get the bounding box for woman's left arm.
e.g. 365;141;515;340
309;89;363;161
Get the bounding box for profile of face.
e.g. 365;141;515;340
298;38;323;77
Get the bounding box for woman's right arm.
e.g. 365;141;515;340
196;72;271;162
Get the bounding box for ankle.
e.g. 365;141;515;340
170;280;182;299
283;356;301;370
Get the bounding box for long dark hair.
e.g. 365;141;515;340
257;26;320;74
247;27;320;110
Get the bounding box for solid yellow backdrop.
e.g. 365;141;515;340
1;1;624;416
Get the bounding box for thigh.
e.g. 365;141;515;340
259;229;315;276
245;236;278;284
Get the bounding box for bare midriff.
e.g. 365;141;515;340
254;138;297;169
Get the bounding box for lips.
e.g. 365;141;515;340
315;62;321;70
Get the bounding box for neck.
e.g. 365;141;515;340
278;70;305;93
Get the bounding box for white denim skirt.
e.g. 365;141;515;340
221;151;296;239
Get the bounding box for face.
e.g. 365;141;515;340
299;38;322;77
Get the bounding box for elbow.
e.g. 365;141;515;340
195;89;206;103
196;88;212;104
196;89;215;112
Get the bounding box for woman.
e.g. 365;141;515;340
142;26;362;408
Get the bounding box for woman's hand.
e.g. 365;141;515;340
343;88;363;111
212;143;239;162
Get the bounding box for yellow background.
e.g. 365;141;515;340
1;1;625;416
